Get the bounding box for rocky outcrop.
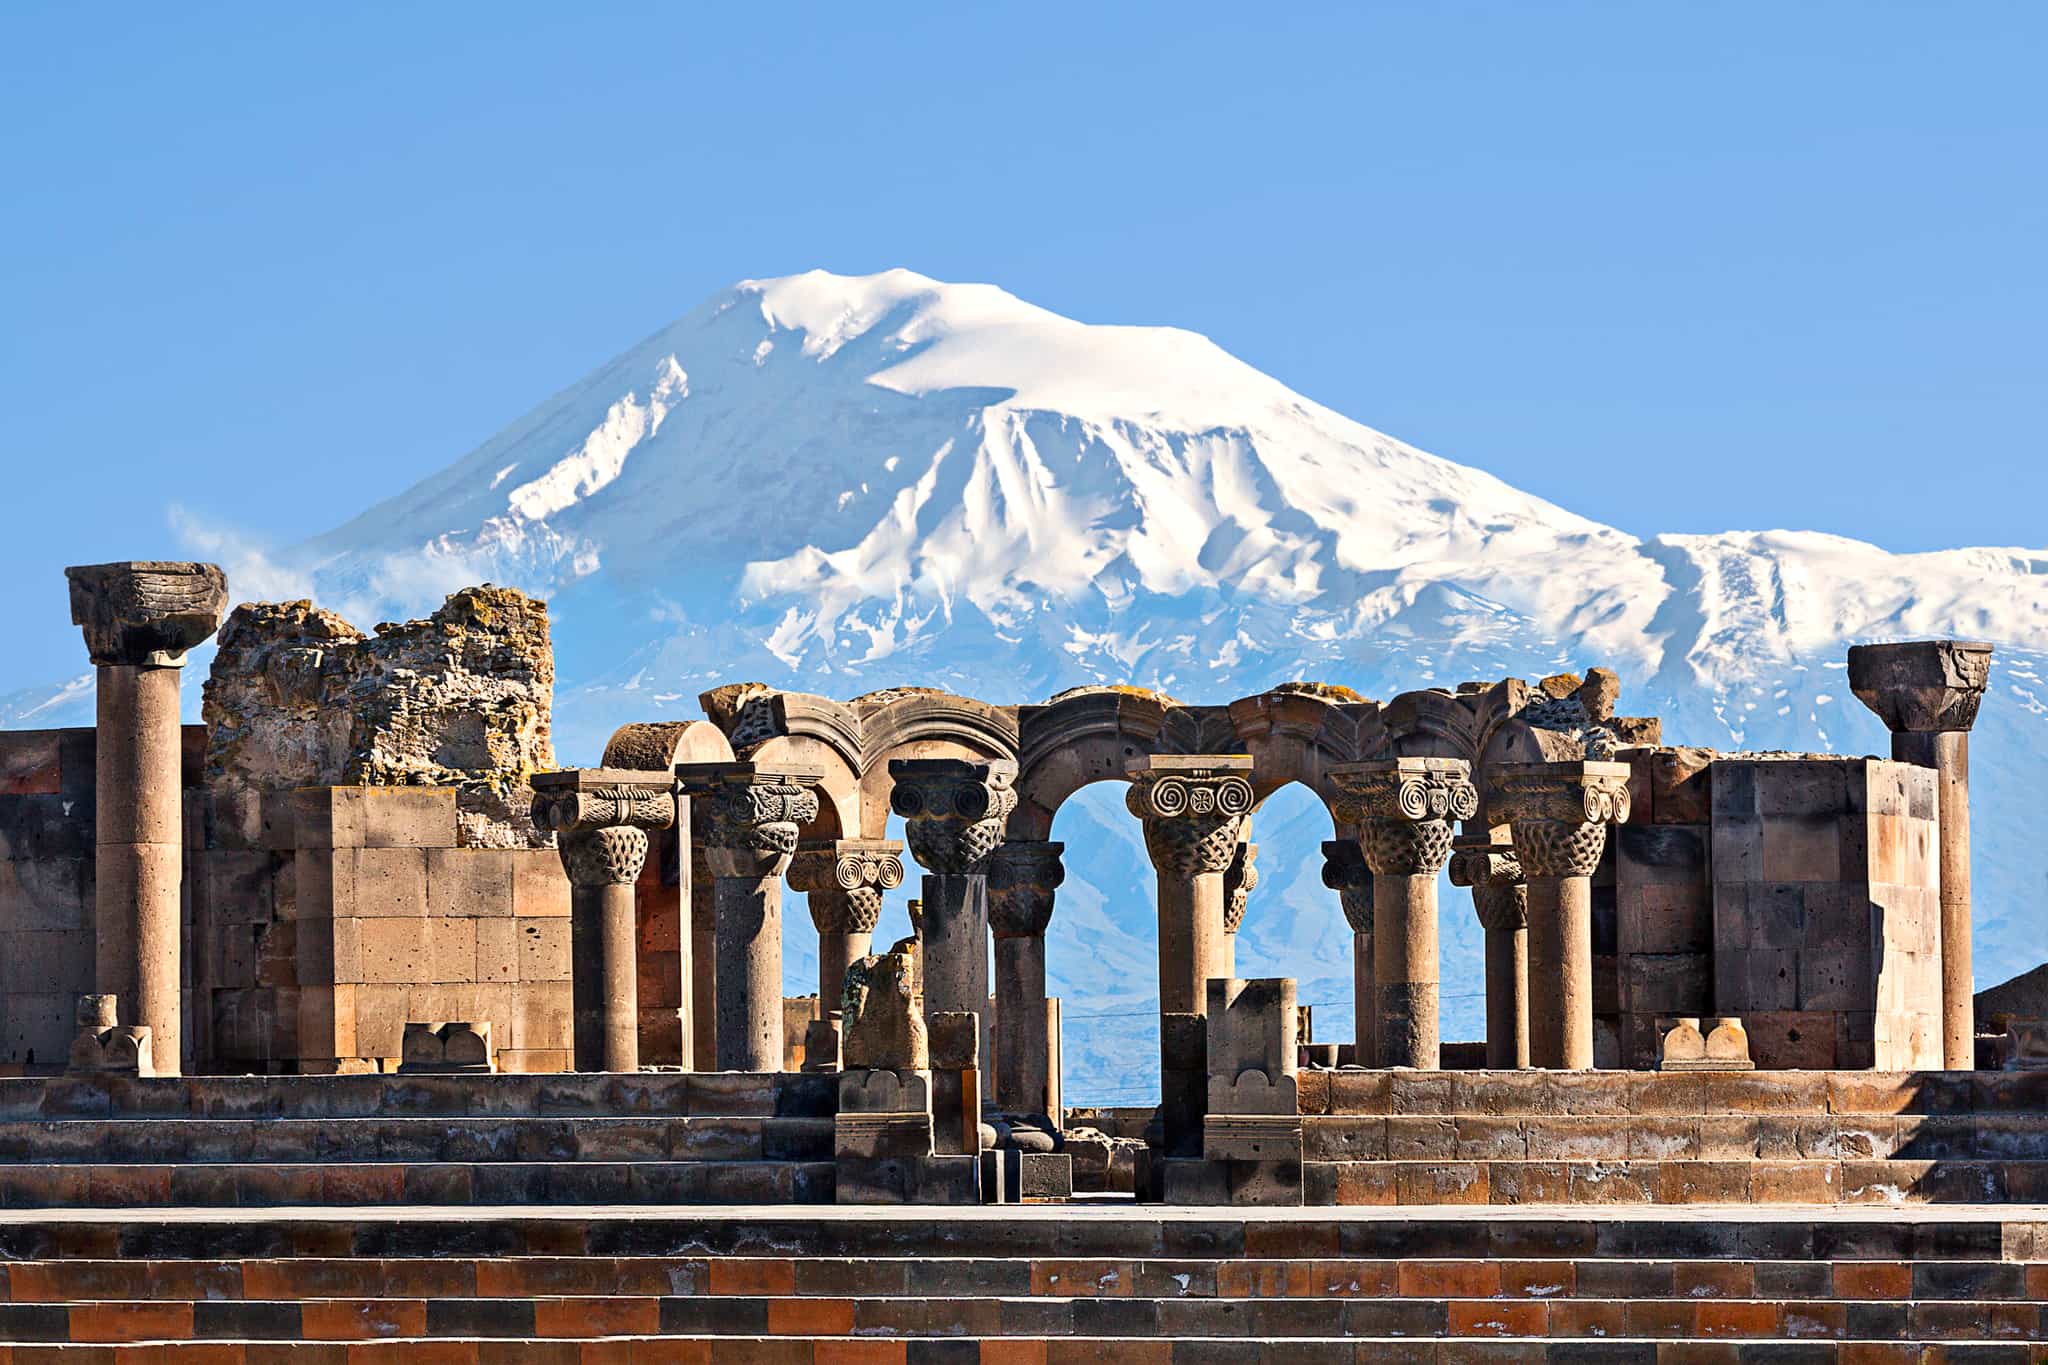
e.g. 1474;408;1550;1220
203;585;555;848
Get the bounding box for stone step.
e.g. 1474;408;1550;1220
1302;1112;2048;1161
0;1208;2030;1263
0;1116;836;1165
0;1160;835;1209
6;1295;2047;1344
0;1071;836;1122
0;1338;2028;1363
2;1255;2043;1303
1303;1157;2048;1204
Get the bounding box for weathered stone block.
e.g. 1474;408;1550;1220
475;918;518;984
426;917;477;983
509;848;571;917
0;855;89;931
516;918;570;982
426;848;515;918
357;918;430;985
292;787;459;851
398;1020;493;1074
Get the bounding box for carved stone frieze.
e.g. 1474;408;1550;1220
530;769;677;889
1449;841;1528;933
986;840;1066;939
888;758;1020;875
676;761;826;879
1319;839;1373;934
1124;756;1255;880
1330;757;1475;879
789;839;907;934
1488;760;1631;881
1847;639;1994;734
66;561;228;668
1223;842;1259;934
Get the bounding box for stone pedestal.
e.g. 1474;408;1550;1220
987;840;1064;1120
66;560;228;1078
1849;640;1993;1069
1320;840;1374;1067
1450;840;1530;1069
1331;758;1476;1070
1127;756;1254;1157
68;994;152;1076
889;758;1017;1098
676;762;825;1072
1491;761;1631;1070
1202;976;1303;1206
532;770;676;1073
398;1021;494;1074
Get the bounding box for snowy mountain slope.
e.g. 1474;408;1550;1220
10;268;2048;1100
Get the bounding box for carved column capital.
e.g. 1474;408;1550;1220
1449;840;1529;932
531;769;676;888
1124;756;1255;880
987;839;1065;939
789;838;906;934
676;760;825;880
1331;757;1475;878
1488;760;1631;879
1222;842;1259;934
888;758;1019;875
1847;639;1994;734
66;561;228;668
1320;839;1374;934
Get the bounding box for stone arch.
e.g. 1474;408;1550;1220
695;687;861;843
1011;688;1175;841
1226;685;1383;832
850;689;1019;839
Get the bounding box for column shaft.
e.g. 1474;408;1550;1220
570;883;643;1072
1158;873;1227;1015
1898;730;1973;1066
95;664;186;1076
1351;931;1376;1066
1527;874;1594;1069
1371;872;1438;1069
1484;926;1529;1069
995;933;1050;1116
714;875;783;1071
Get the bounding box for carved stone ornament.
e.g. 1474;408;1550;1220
66;561;228;667
1320;839;1373;934
1847;639;1994;735
530;769;676;889
676;761;825;878
888;758;1019;875
1331;757;1476;879
1488;760;1632;880
1125;755;1255;880
789;839;907;934
1449;842;1528;933
986;839;1066;939
841;949;928;1071
1223;842;1259;934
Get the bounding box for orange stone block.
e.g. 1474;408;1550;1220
978;1345;1050;1365
1398;1260;1501;1299
1695;1301;1783;1337
300;1300;428;1341
1834;1262;1912;1299
531;1297;660;1338
1029;1260;1133;1297
706;1259;796;1296
813;1345;912;1365
1213;1260;1309;1298
766;1298;856;1335
68;1301;196;1343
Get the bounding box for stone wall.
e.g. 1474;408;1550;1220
203;586;555;851
1614;746;1716;1068
0;725;204;1071
1711;756;1943;1069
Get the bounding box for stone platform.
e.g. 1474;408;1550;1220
1;1204;2046;1358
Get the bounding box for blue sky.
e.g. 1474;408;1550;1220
2;3;2042;682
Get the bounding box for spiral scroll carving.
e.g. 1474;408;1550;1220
531;775;675;889
790;841;906;934
890;760;1020;875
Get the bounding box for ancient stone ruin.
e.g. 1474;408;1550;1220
0;561;2038;1356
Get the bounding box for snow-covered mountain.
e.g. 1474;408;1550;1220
12;269;2048;1102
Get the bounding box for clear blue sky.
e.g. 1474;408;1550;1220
2;3;2042;682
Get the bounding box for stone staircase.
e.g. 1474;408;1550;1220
1;1207;2045;1357
0;1072;836;1209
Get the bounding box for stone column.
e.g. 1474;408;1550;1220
1331;758;1475;1070
789;838;906;1019
1450;840;1530;1069
65;561;227;1078
532;770;675;1073
987;839;1064;1120
688;842;717;1070
888;758;1018;1053
1491;761;1631;1070
675;761;824;1072
1126;755;1254;1156
1221;841;1258;979
1320;839;1374;1066
1848;640;1993;1069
